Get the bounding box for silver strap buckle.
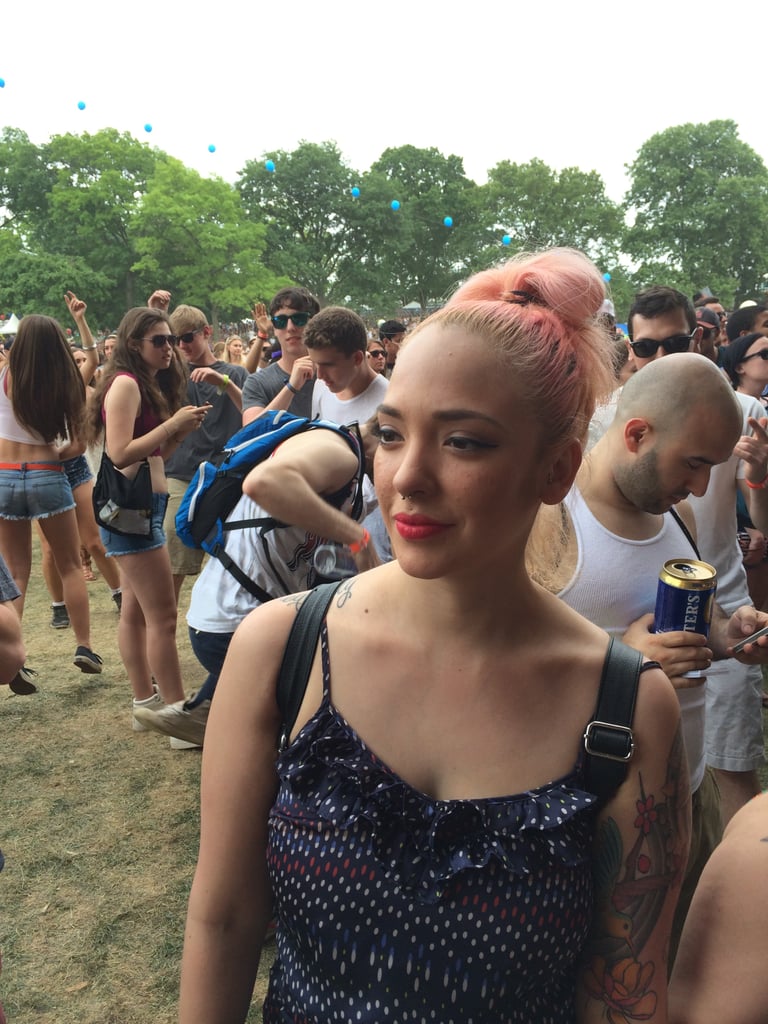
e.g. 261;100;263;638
583;721;635;762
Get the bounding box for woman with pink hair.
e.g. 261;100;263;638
180;249;688;1023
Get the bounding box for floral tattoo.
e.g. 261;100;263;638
581;725;689;1022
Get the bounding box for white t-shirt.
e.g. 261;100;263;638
687;391;760;612
312;374;389;426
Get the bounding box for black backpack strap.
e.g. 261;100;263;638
583;637;645;803
210;543;275;605
276;581;343;751
669;505;701;560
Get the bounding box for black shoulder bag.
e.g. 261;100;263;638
93;451;154;536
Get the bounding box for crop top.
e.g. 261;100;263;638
0;366;48;445
102;372;163;455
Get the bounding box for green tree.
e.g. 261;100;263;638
0;228;110;321
132;158;281;328
42;129;161;315
624;120;768;304
237;141;356;304
0;128;54;233
342;145;485;312
0;128;163;323
483;158;623;270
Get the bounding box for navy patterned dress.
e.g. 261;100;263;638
264;624;599;1022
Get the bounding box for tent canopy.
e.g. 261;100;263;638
0;314;20;335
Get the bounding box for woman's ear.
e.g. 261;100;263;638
541;439;582;505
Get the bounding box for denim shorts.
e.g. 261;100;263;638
62;454;93;491
100;492;169;557
0;466;75;520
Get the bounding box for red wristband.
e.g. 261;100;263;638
257;331;269;340
746;474;768;490
348;528;370;554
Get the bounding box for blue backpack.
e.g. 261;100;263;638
175;410;365;603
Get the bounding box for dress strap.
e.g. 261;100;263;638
320;619;332;699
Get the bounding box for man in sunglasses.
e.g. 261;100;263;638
695;307;722;363
367;341;388;375
694;294;728;348
613;285;768;827
161;302;248;602
242;287;320;426
379;320;407;377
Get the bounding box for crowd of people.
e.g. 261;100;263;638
2;258;768;1021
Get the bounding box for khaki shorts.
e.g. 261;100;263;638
705;660;766;772
164;477;205;577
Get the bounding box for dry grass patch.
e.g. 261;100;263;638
2;546;767;1021
1;551;272;1022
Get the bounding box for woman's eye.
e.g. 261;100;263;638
446;436;496;452
377;426;401;445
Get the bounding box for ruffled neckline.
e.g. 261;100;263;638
274;697;598;902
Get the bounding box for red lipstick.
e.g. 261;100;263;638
393;513;451;540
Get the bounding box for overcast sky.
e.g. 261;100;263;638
2;0;763;205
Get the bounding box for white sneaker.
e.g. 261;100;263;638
169;736;202;750
132;689;163;732
132;698;209;748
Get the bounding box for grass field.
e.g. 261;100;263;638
2;546;767;1022
0;548;272;1023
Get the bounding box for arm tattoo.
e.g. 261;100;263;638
581;724;689;1020
334;577;356;607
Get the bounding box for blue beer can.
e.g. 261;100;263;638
654;559;717;638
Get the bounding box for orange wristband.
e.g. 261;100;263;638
746;474;768;490
348;528;370;554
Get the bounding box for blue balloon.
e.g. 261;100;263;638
351;186;361;197
443;216;453;228
208;144;216;153
391;200;400;211
0;79;5;89
502;234;511;246
144;123;153;133
77;100;86;111
265;159;276;173
603;272;612;282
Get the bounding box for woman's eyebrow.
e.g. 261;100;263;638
378;403;502;428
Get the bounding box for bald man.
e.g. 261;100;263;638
592;287;768;826
558;354;768;964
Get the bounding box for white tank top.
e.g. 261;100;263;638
558;484;707;791
0;366;47;445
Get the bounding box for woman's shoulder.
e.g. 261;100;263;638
103;371;141;406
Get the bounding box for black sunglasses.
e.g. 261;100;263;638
369;349;386;358
147;333;178;348
178;329;203;344
741;348;768;363
271;312;311;329
629;332;695;358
